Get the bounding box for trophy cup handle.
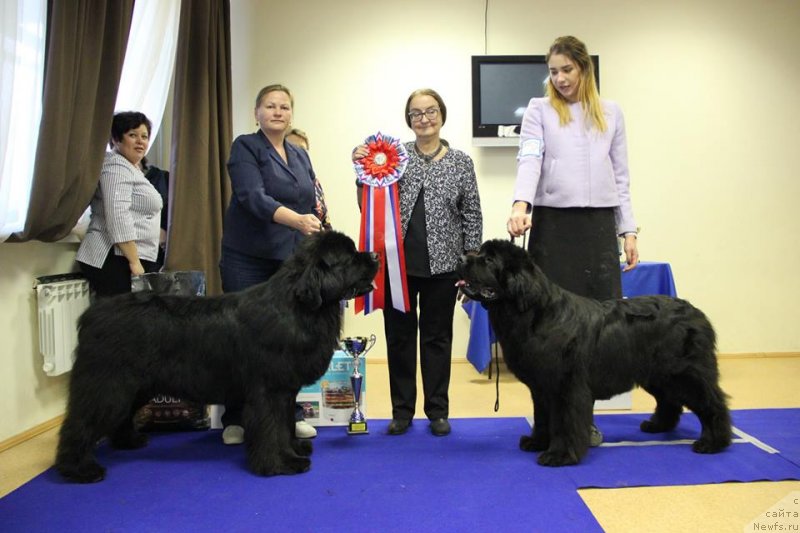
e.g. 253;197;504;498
364;334;377;355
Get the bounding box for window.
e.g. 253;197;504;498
0;0;181;242
114;0;181;146
0;0;46;240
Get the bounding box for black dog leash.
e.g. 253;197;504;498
493;341;500;412
490;233;528;412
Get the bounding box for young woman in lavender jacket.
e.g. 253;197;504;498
507;36;640;446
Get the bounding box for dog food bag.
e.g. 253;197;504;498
132;271;211;432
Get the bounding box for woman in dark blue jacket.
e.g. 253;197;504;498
219;84;323;444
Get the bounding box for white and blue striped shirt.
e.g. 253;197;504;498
76;151;163;268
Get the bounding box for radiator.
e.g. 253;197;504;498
34;274;91;376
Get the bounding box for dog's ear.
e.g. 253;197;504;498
294;266;323;309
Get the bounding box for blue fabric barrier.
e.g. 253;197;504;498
619;261;677;298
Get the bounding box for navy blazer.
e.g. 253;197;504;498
222;130;317;260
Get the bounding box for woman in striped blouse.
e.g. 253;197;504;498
76;111;163;297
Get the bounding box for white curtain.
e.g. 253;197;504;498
114;0;181;149
0;0;46;241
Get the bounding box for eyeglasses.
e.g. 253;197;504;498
408;108;439;122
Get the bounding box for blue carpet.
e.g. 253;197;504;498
572;409;800;489
1;410;798;533
729;409;800;467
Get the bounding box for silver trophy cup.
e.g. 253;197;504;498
339;334;376;434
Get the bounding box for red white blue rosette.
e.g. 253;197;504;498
354;132;408;187
354;132;410;315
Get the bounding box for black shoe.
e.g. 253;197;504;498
430;418;451;436
388;419;411;435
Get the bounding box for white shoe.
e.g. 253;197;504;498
295;420;317;439
590;424;603;447
222;425;244;445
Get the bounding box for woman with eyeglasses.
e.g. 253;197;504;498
352;88;483;437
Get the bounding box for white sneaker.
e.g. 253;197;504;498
295;420;317;439
222;425;244;445
590;424;603;447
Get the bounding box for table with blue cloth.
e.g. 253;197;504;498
462;261;678;373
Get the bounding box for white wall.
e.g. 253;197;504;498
230;0;800;355
0;242;77;442
1;0;798;440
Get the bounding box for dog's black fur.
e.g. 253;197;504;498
56;231;378;483
457;240;732;466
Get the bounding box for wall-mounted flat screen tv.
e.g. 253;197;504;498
471;55;599;146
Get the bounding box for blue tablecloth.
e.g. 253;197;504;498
462;262;678;372
619;261;677;298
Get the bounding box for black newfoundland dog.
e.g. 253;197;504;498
457;240;732;466
56;231;378;483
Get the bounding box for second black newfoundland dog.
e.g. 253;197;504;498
457;240;731;466
56;231;378;483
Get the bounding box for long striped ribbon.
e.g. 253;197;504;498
355;183;410;314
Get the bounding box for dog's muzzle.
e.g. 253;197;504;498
345;280;377;300
456;280;498;302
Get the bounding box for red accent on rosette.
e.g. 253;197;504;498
362;138;402;179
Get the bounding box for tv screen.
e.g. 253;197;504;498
471;55;599;144
478;62;550;125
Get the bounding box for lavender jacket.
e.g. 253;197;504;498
513;97;637;235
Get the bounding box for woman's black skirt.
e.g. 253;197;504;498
528;206;622;300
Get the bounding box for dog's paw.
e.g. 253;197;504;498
109;432;148;450
640;419;675;433
249;455;312;476
293;438;313;457
519;434;548;452
691;438;730;454
57;461;106;483
537;449;580;467
639;420;664;433
286;456;311;474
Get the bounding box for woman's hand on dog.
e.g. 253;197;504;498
507;201;532;238
274;207;324;236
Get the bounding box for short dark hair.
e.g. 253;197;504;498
404;88;447;128
109;111;152;149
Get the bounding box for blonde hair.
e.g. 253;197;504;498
255;84;294;109
286;127;309;149
545;36;607;132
